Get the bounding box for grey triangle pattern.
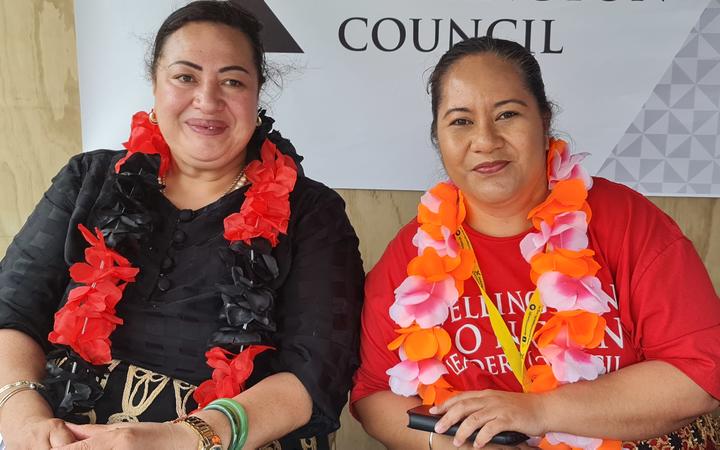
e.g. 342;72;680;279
713;162;720;182
599;0;720;197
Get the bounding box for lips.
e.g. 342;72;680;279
473;160;509;175
185;118;228;136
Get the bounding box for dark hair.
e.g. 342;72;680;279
428;37;553;144
148;0;266;87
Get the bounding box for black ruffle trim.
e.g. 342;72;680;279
41;349;105;423
211;239;279;352
94;153;163;249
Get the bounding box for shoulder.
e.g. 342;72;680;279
587;177;684;240
45;149;124;208
52;149;124;183
286;176;358;239
586;177;691;282
290;175;344;208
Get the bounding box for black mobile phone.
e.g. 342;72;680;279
407;405;529;446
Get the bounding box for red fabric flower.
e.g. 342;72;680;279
49;286;124;364
49;224;137;365
193;345;273;408
69;226;138;285
224;139;297;246
115;111;172;177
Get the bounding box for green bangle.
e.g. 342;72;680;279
205;403;239;450
205;398;248;450
215;398;248;450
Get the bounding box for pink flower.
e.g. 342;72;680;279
420;191;442;213
548;147;593;190
545;432;603;450
412;226;459;258
390;275;458;328
540;344;605;383
386;358;447;397
537;272;612;314
520;211;588;262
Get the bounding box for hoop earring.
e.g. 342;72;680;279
149;109;158;124
256;115;262;127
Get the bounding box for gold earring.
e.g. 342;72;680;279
256;115;262;127
149;109;158;124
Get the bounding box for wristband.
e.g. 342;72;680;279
173;415;222;450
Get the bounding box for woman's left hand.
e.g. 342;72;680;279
50;421;197;450
430;390;548;448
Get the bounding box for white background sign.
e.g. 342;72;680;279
75;1;713;194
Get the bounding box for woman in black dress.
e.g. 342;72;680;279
0;2;363;449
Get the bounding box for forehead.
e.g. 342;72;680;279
159;21;255;70
440;54;531;107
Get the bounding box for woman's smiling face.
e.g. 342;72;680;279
435;53;549;212
152;21;260;172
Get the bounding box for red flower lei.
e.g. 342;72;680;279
49;111;297;408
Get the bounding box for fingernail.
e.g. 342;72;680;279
454;439;462;447
434;423;444;433
429;406;438;414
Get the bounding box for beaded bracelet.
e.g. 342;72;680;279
205;398;249;450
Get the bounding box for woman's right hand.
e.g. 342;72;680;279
0;392;76;450
1;415;77;450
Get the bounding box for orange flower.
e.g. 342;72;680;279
450;249;474;295
407;248;448;282
535;311;606;349
538;437;572;450
525;364;558;393
530;248;600;284
418;376;456;405
388;325;452;361
418;183;466;239
528;179;591;228
408;247;474;289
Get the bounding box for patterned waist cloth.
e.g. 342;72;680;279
623;414;720;450
81;360;335;450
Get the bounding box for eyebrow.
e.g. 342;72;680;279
442;99;528;119
168;60;250;74
495;99;528;108
442;107;471;119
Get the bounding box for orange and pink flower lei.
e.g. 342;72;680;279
386;139;620;450
50;111;297;407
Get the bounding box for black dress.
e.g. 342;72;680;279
0;150;365;450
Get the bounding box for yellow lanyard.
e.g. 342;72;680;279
455;225;543;391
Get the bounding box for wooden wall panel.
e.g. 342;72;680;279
0;1;717;449
0;0;80;256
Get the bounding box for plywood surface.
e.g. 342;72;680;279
0;0;80;251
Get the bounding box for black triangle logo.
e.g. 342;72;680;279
233;0;304;53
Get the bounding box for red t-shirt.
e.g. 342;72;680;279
351;178;720;408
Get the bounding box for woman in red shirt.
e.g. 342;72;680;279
352;37;720;450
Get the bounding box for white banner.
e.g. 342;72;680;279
75;0;719;196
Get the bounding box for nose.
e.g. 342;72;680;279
470;119;503;153
193;81;224;113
